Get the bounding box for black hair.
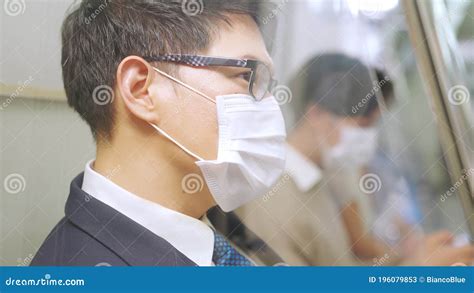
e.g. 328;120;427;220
293;53;394;118
61;0;264;140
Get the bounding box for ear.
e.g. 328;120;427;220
307;105;326;127
306;104;319;119
116;56;158;124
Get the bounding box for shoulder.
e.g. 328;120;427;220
30;217;127;266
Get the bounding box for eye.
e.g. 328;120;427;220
237;71;252;82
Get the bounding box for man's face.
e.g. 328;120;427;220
151;14;273;166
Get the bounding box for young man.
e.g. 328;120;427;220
31;0;287;266
231;53;474;266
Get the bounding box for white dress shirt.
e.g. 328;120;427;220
285;144;323;193
285;144;358;207
81;160;215;266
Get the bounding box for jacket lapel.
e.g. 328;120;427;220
65;173;197;266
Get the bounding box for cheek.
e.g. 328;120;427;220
197;107;219;159
180;94;219;159
190;102;218;132
326;132;339;147
173;68;242;159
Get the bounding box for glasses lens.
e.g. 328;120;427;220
252;63;271;100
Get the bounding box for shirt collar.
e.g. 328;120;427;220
81;160;214;266
285;144;323;193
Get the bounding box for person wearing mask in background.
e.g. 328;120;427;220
221;53;474;266
31;0;287;267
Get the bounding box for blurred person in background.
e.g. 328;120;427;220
212;53;474;266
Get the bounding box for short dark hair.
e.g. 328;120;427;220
292;53;394;118
61;0;263;140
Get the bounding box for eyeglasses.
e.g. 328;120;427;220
143;54;277;101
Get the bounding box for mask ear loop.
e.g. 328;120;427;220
149;123;204;162
149;66;215;161
152;67;215;104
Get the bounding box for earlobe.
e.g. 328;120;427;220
116;56;158;123
307;105;322;128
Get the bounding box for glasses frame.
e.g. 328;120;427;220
143;54;277;101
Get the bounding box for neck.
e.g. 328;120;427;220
93;131;215;219
287;124;323;168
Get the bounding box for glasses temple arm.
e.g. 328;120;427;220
152;67;215;104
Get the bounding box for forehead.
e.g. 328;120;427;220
203;14;273;71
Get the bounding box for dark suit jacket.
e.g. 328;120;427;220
30;173;196;266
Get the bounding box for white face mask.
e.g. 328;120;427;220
149;67;287;212
322;126;377;170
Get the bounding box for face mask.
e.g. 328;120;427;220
149;67;287;212
322;126;377;170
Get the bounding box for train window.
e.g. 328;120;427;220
422;0;474;188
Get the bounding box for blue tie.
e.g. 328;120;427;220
212;231;254;266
